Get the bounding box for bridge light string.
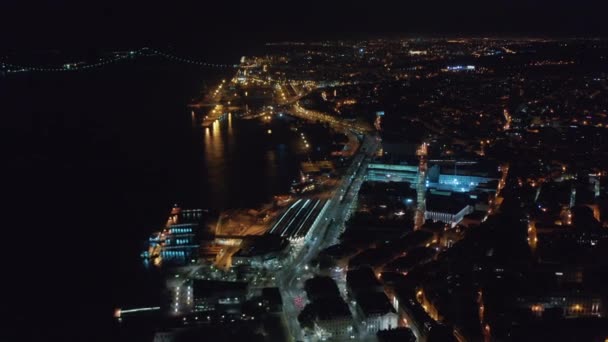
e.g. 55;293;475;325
0;48;238;74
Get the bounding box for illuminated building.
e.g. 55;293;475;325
367;163;419;183
424;194;474;227
192;280;248;313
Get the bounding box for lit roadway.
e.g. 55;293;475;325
241;73;378;340
274;82;371;134
289;101;371;134
275;82;310;106
277;135;380;341
271;78;378;340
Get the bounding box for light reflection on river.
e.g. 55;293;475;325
198;114;299;210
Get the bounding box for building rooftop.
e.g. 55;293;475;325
377;327;416;342
301;160;334;174
464;210;487;221
436;161;501;179
316;297;352;321
233;235;288;258
347;267;382;293
320;243;359;259
304;276;341;301
508;317;608;341
192;280;248;298
262;287;282;305
385;247;436;273
426;194;471;214
356;291;396;317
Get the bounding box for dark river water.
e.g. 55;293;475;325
1;52;299;341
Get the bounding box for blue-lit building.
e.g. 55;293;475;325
367;163;419;183
445;65;476;72
365;159;498;227
366;159;499;194
426;161;500;193
142;207;203;268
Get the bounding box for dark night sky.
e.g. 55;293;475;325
1;0;607;47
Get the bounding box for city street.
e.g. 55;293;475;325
277;134;379;341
